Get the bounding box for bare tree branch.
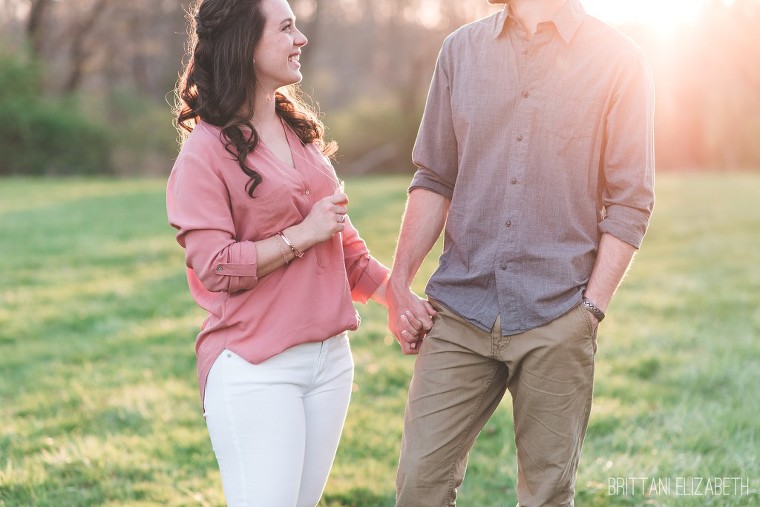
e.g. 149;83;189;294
26;0;51;57
62;0;110;93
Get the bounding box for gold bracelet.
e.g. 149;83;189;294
277;231;304;259
275;234;290;265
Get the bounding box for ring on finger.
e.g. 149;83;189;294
337;214;346;223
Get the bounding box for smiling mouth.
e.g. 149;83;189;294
288;54;300;63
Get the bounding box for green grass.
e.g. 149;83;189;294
1;173;758;506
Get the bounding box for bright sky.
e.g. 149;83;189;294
582;0;709;33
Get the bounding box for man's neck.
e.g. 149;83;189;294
508;0;567;37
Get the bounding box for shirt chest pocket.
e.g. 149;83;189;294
239;184;304;240
539;92;601;141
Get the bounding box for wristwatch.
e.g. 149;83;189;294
581;298;605;323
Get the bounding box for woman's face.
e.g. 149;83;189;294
253;0;308;92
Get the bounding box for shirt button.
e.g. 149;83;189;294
304;189;310;196
516;135;524;142
505;220;512;228
500;264;508;270
511;178;518;184
216;265;224;272
522;91;529;98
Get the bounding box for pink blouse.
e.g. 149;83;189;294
166;121;389;402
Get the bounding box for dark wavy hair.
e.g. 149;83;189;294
174;0;336;196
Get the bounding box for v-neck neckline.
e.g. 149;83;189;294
260;118;296;169
281;118;311;173
257;118;309;190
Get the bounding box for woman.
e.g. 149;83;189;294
167;0;410;505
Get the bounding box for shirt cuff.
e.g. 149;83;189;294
351;257;390;304
409;172;454;200
598;205;651;249
217;241;259;293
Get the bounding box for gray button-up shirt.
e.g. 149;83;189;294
410;0;655;335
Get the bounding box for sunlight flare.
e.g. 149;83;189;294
583;0;709;35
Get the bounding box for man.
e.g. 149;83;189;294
386;0;655;505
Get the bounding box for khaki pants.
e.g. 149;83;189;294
396;301;598;507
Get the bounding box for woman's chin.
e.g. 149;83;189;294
279;73;303;87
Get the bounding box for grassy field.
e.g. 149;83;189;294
0;173;758;506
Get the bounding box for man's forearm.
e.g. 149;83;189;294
386;188;448;352
584;233;637;312
389;188;450;288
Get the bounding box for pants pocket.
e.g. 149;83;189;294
576;304;599;355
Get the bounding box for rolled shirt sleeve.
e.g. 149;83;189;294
167;151;259;294
598;46;656;249
340;216;389;304
410;37;459;199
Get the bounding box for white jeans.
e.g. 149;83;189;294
203;333;354;507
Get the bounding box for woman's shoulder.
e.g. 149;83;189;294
172;122;230;178
182;121;226;154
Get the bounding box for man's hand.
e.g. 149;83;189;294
387;280;436;354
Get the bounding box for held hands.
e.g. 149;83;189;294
288;193;348;249
387;281;437;355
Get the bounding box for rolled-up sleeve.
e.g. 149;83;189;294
598;46;656;249
167;152;259;293
340;216;389;304
410;38;459;199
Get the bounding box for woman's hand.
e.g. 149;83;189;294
387;281;437;355
285;193;349;251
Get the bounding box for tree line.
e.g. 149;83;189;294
0;0;758;175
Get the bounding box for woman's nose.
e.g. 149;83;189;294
295;29;308;47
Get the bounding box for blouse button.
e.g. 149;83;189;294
304;189;310;196
216;265;224;272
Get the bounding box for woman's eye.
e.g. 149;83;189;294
283;23;292;31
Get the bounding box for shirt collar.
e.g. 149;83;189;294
494;0;586;44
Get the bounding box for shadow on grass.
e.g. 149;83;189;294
323;487;394;507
